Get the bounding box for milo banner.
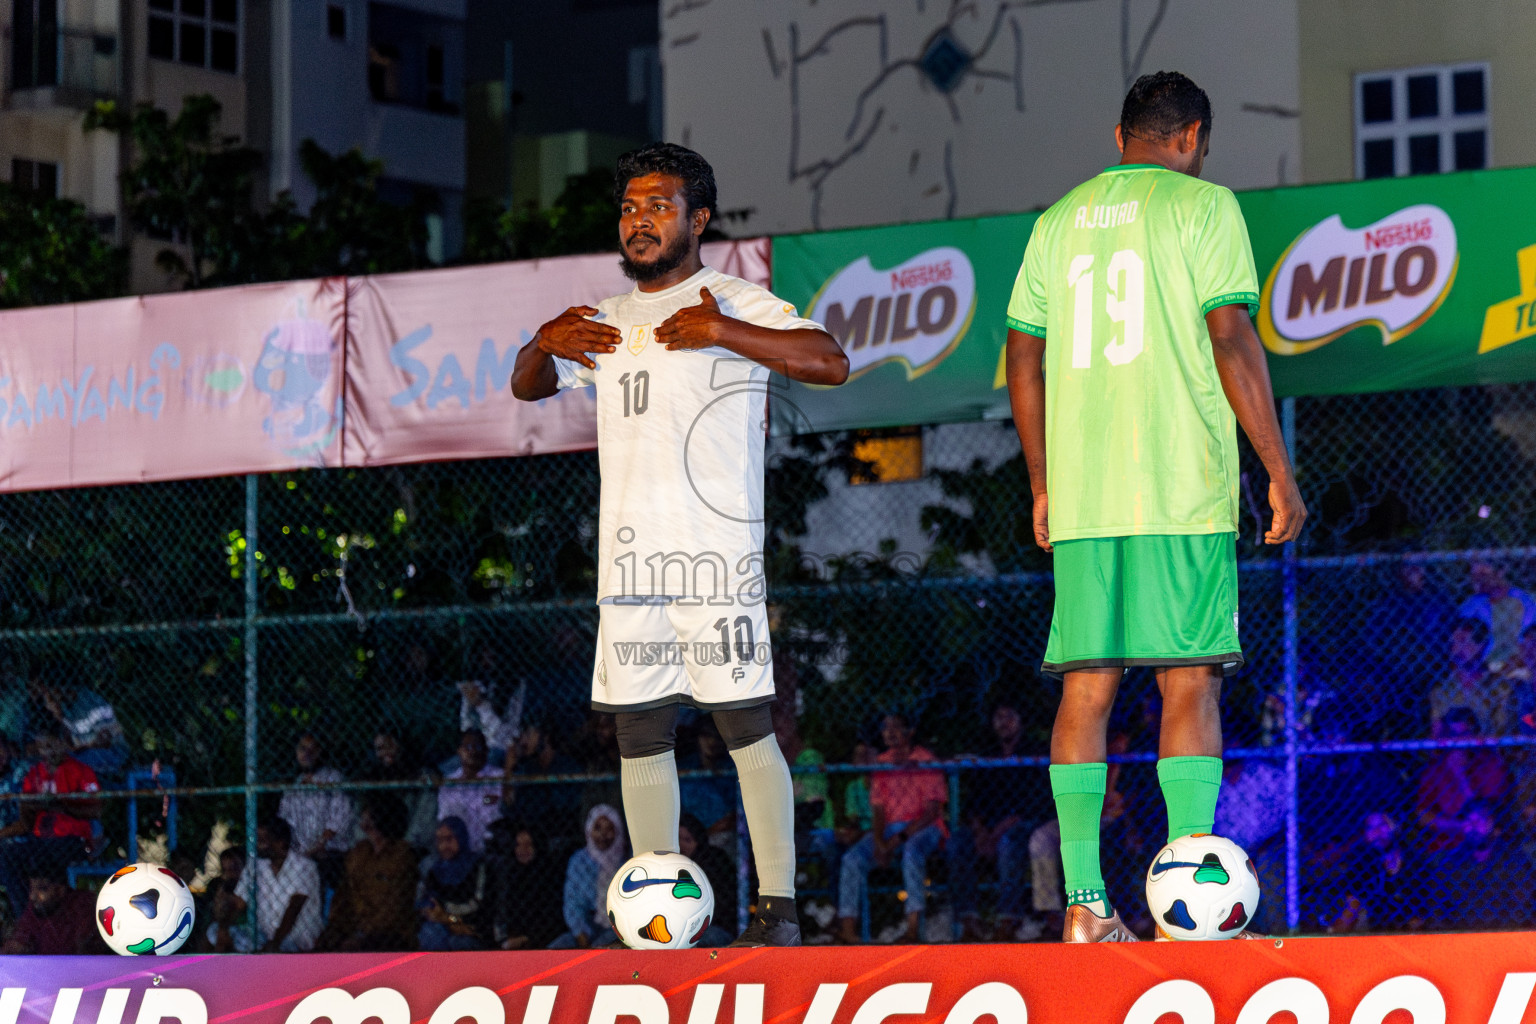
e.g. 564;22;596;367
9;935;1536;1023
771;215;1034;434
1247;165;1536;396
772;166;1536;433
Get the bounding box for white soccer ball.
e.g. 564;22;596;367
95;862;196;955
1145;833;1260;940
606;850;716;949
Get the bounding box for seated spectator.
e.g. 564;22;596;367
231;816;323;952
0;672;27;748
27;678;128;779
1429;620;1516;737
418;816;489;951
362;729;439;853
836;714;957;944
503;716;583;851
318;795;419;952
1424;799;1534;930
0;859;102;954
0;736;31;834
678;812;736;946
1458;562;1536;671
577;713;623;820
436;729;503;853
0;729;100;919
774;708;831;842
678;720;737;847
1328;811;1421;933
277;733;354;891
841;740;875;834
200;846;251;952
550;804;626;949
1416;707;1512;853
1215;757;1288;933
954;699;1036;941
457;676;526;767
489;821;564;950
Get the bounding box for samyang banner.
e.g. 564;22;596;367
9;933;1536;1023
0;279;347;491
772;165;1536;434
344;239;771;468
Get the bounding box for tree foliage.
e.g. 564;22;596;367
84;94;264;289
0;184;125;308
463;168;621;263
86;95;432;290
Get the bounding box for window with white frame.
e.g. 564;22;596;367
148;0;239;74
1354;63;1489;179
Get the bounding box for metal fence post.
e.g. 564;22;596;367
1281;397;1300;932
244;473;260;950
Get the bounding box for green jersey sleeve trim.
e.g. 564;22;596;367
1006;316;1046;337
1200;292;1260;317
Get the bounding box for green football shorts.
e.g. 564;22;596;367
1042;532;1243;678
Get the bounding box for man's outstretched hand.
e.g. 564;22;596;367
535;305;620;369
657;287;731;350
1265;476;1307;545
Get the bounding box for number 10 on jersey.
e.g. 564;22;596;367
1066;249;1144;369
619;370;649;417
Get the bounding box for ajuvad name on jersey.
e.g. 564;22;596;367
810;247;977;380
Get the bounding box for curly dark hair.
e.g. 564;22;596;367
1120;71;1212;143
613;142;718;224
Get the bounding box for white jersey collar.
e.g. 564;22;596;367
630;265;716;303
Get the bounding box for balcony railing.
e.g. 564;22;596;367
7;25;120;108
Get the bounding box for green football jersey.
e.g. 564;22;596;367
1006;164;1259;540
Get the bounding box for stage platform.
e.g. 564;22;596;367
6;934;1535;1024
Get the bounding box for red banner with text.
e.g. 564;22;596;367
6;934;1536;1024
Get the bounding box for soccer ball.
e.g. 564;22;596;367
1144;833;1260;940
606;851;715;949
95;862;196;955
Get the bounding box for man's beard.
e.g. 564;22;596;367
620;229;693;282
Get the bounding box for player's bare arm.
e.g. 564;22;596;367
655;286;850;385
1206;304;1307;544
1004;327;1051;552
509;306;621;401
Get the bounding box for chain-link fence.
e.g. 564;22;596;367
2;381;1535;952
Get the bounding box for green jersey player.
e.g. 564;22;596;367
1005;72;1306;942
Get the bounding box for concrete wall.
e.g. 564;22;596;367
663;0;1301;235
1298;0;1536;183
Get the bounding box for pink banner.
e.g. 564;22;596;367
0;242;770;492
341;239;771;468
0;280;347;491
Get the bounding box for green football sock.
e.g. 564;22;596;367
1049;762;1108;913
1157;755;1224;842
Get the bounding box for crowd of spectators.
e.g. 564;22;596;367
3;562;1536;950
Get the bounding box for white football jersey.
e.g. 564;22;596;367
554;266;824;604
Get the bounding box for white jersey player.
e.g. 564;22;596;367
511;144;848;947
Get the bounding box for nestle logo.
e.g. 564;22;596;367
890;261;953;291
1364;219;1434;251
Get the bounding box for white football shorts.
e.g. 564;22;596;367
590;599;774;712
